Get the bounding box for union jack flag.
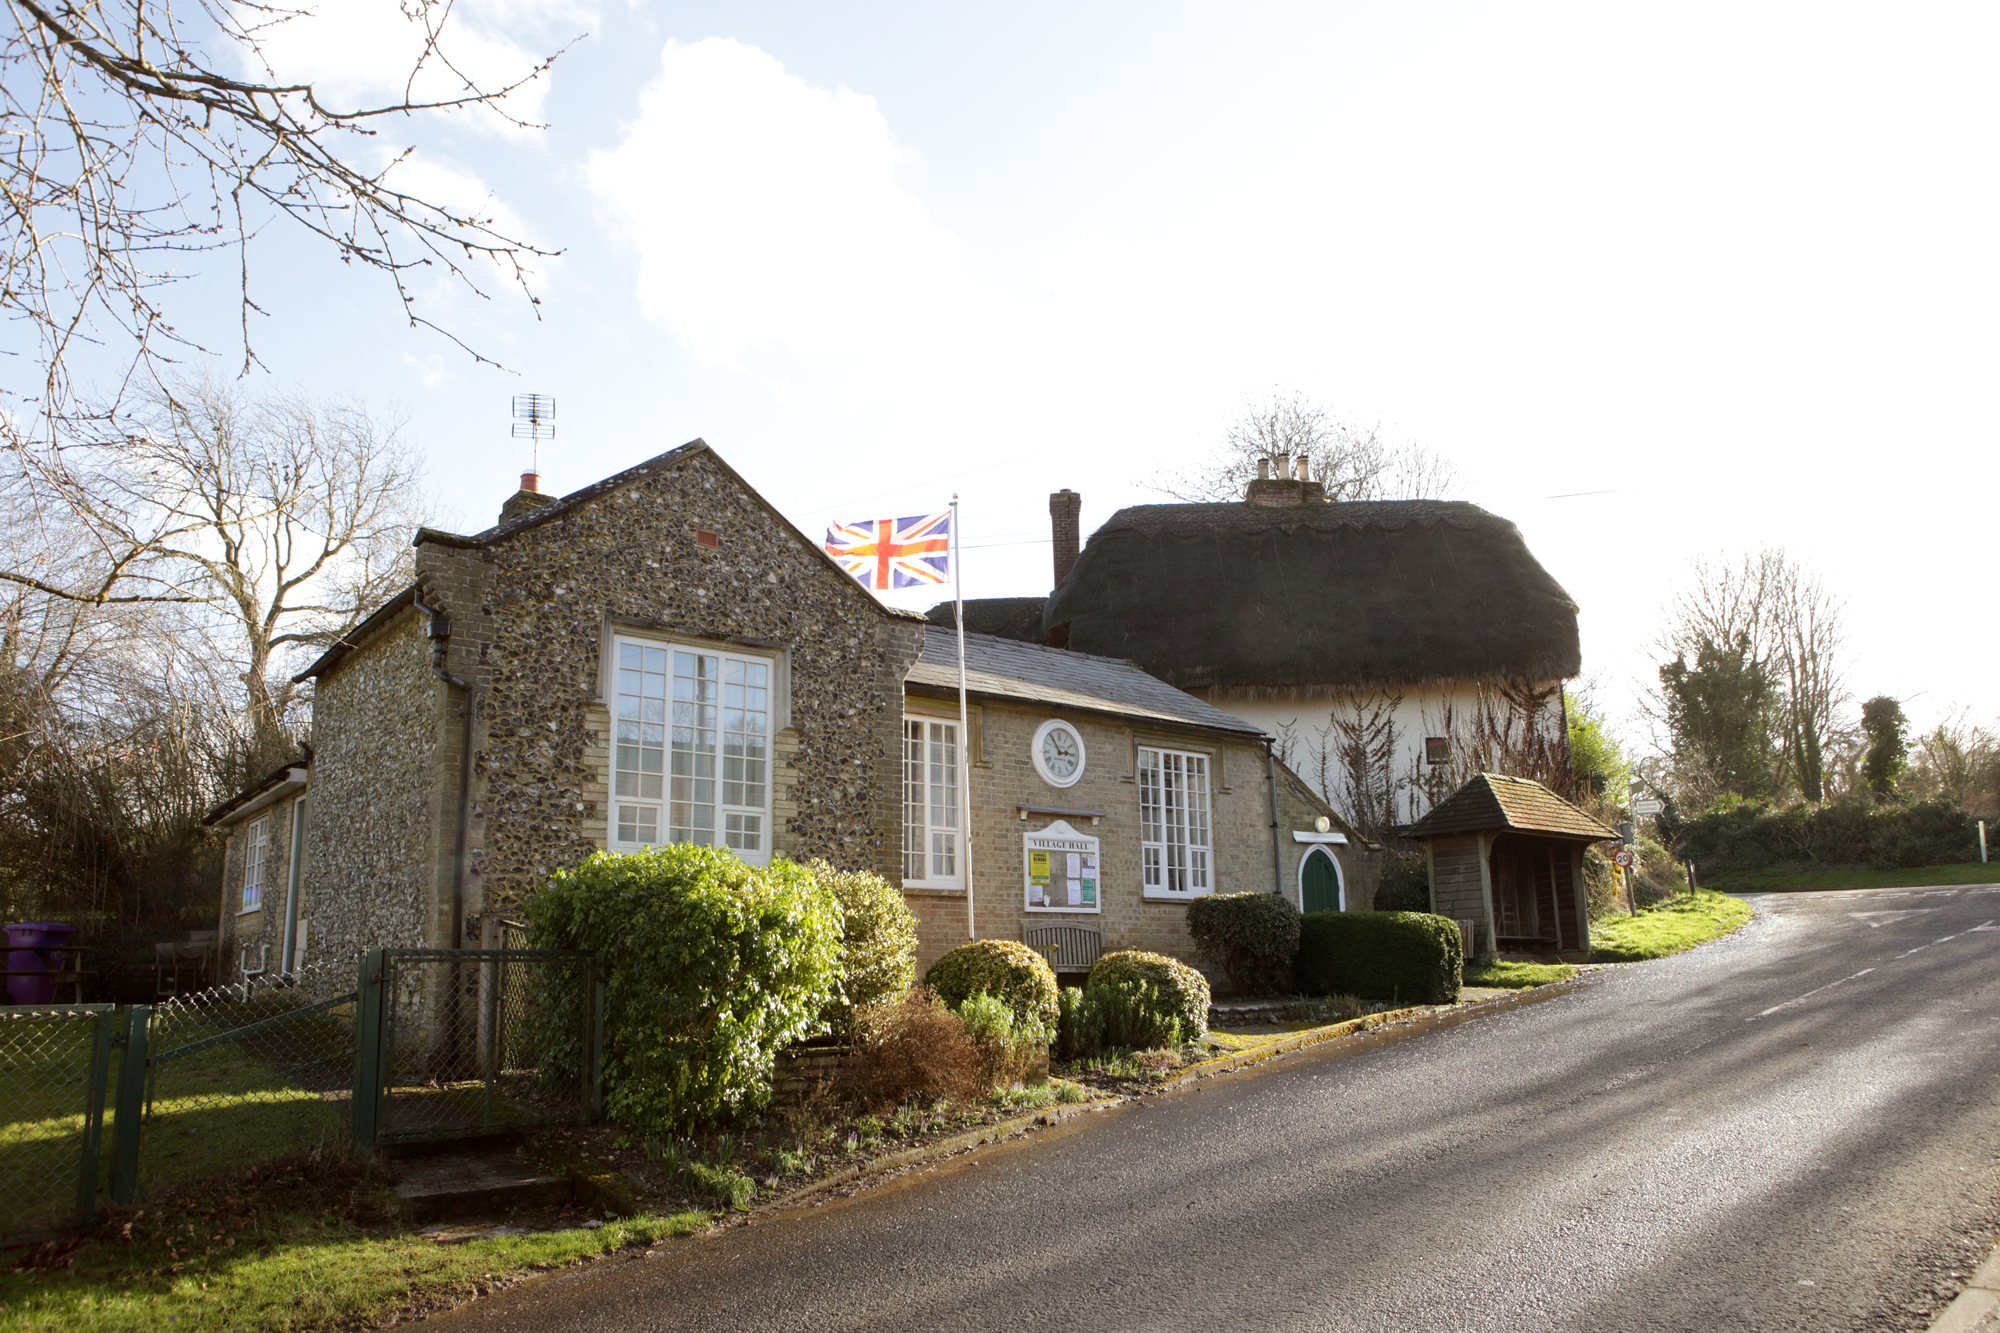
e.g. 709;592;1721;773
824;512;951;590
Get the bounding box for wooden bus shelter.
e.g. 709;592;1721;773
1405;773;1618;962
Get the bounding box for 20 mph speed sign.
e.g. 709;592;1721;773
1611;848;1635;868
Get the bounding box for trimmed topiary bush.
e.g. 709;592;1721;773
924;939;1060;1029
1186;892;1302;994
1085;949;1210;1042
1295;911;1462;1006
808;861;919;1040
524;844;844;1134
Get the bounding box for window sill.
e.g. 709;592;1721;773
236;905;264;917
1025;904;1100;915
1140;888;1212;902
900;885;965;898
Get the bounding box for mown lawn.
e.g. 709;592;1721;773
0;1148;706;1333
1589;888;1754;962
1701;861;1999;893
1461;959;1577;989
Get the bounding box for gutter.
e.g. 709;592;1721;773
1265;738;1284;896
414;591;475;950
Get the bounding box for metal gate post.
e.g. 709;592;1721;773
480;952;501;1128
352;949;388;1150
78;1007;115;1224
109;1005;151;1206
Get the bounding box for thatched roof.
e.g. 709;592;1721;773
925;597;1048;643
1405;773;1616;842
1039;499;1580;691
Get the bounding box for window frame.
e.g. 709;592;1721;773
607;632;777;867
1137;745;1214;900
900;714;965;890
240;814;270;914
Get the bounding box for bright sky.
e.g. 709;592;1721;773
130;2;2000;747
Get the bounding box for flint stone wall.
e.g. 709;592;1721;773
414;445;925;927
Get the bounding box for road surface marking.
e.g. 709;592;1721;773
1756;968;1876;1019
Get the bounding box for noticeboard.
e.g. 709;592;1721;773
1024;819;1100;914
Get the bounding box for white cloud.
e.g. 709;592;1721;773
233;0;589;127
584;39;981;380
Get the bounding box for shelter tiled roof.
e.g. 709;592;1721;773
908;627;1264;737
1404;772;1618;841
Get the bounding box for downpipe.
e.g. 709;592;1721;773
415;590;478;1082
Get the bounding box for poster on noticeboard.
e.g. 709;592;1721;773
1024;819;1100;914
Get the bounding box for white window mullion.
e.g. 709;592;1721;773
1139;746;1213;898
614;637;772;864
902;716;961;888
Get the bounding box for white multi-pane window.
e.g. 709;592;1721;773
242;815;270;912
1138;747;1212;896
902;718;961;886
613;639;772;865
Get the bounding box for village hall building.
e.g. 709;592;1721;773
204;442;1356;993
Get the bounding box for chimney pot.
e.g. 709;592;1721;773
1257;456;1271;480
1049;489;1082;590
520;470;542;494
1295;456;1310;482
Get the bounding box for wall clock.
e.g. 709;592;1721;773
1032;719;1086;788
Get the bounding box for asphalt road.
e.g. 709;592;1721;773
435;886;2000;1332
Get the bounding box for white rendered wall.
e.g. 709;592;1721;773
1208;681;1567;829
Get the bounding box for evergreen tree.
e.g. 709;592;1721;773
1860;696;1909;803
1658;635;1778;802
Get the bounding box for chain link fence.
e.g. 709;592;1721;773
0;1005;114;1245
360;949;601;1147
130;974;358;1197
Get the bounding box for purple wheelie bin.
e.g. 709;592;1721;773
5;922;76;1005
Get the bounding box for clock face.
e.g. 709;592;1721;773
1033;720;1085;787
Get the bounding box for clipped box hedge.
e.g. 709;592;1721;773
1295;911;1463;1006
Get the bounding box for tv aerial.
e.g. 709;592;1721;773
511;394;555;474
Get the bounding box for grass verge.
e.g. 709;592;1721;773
1461;959;1577;989
1589;888;1754;962
1700;861;2000;893
0;1147;706;1333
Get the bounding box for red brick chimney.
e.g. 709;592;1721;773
1049;489;1081;589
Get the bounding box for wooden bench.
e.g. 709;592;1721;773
1021;922;1104;975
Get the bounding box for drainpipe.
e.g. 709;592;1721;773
414;592;475;951
1264;738;1284;896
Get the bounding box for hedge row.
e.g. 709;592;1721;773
1665;799;1979;873
1294;911;1463;1006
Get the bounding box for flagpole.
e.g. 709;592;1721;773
952;494;974;941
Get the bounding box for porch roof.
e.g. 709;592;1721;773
1405;772;1618;842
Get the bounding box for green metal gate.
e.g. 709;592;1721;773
0;1004;114;1245
352;948;603;1149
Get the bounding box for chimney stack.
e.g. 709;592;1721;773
1050;489;1082;589
499;470;555;525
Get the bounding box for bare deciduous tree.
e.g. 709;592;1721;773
1154;391;1460;503
103;380;424;763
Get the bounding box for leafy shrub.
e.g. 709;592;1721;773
1295;911;1462;1005
524;845;843;1135
1054;985;1103;1061
1669;798;1977;874
1090;978;1183;1049
809;860;919;1040
956;991;1052;1088
924;939;1060;1029
1086;950;1210;1042
852;988;981;1108
1186;892;1302;995
1372;848;1431;912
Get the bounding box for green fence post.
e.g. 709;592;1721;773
480;952;501;1129
352;949;386;1151
109;1005;151;1206
78;1007;116;1225
589;957;606;1122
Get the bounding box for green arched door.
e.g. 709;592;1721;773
1301;847;1341;913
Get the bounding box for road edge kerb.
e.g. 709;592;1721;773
1163;977;1590;1092
751;1095;1125;1218
1925;1239;2000;1333
746;978;1590;1224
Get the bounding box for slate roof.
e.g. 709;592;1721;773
1033;498;1580;690
1404;772;1618;841
908;626;1264;737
